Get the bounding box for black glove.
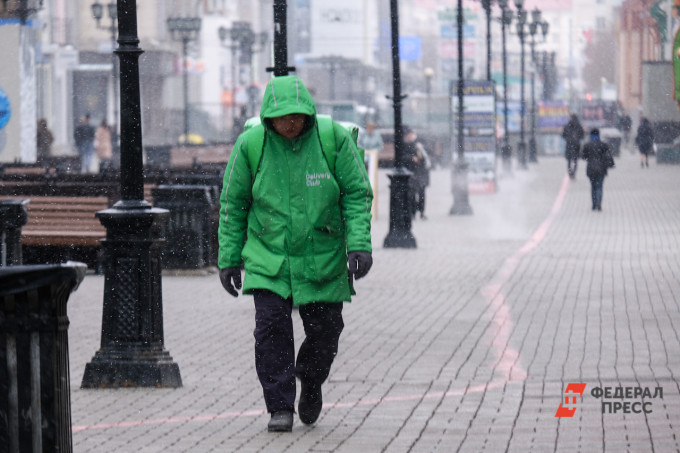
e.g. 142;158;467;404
219;267;242;297
348;251;372;280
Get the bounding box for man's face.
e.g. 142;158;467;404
271;114;307;139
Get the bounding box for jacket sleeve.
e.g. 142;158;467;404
217;136;254;269
332;123;373;253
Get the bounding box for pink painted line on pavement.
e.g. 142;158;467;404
72;175;570;433
479;174;570;383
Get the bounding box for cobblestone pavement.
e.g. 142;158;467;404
66;148;680;452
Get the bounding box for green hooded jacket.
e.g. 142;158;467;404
218;76;373;305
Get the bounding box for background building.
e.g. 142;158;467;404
1;0;678;164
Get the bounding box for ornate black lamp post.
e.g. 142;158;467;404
481;0;494;81
498;0;513;174
450;0;473;215
82;0;181;389
91;1;119;164
268;0;295;76
528;11;549;163
218;25;239;135
167;16;201;144
384;0;416;247
514;0;528;170
218;22;254;136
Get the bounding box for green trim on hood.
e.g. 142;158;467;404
260;75;316;122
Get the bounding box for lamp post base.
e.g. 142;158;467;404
81;207;182;388
383;169;417;248
450;161;473;215
529;137;538;162
82;347;182;388
517;141;528;170
501;144;513;176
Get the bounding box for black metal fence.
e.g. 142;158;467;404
0;262;87;453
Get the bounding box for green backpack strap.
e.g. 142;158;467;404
240;123;265;178
317;115;364;172
335;120;364;163
316;114;337;173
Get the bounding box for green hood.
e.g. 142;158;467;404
259;75;316;122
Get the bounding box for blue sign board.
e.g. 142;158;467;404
399;36;422;61
450;80;498;193
0;87;10;130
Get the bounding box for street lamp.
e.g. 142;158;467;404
384;0;416;248
82;0;180;389
167;16;202;144
481;0;494;81
268;0;296;76
424;67;434;128
219;22;264;136
514;0;529;169
248;31;269;115
498;0;513;173
219;23;244;137
528;13;549;163
450;0;473;215
91;1;119;165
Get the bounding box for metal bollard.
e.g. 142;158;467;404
0;200;29;267
0;262;87;453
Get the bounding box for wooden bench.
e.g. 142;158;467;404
0;195;108;247
0;166;221;269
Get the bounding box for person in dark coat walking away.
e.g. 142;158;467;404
217;75;373;433
635;117;654;168
401;125;430;219
36;118;54;164
618;113;632;147
581;128;615;211
562;114;585;179
74;113;96;173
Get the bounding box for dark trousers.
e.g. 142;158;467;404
253;290;344;413
589;174;604;208
566;143;580;177
415;185;426;216
567;157;578;177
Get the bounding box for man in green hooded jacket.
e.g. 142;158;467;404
218;75;373;432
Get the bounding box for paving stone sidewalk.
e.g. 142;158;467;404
66;149;680;452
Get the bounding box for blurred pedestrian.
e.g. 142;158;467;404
358;121;384;153
635;117;654;168
95;119;113;171
402;125;431;220
618;113;632;146
582;128;615;211
217;75;373;433
74;113;96;173
36;118;54;164
562;114;584;179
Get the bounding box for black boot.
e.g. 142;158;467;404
298;380;323;425
268;411;294;432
